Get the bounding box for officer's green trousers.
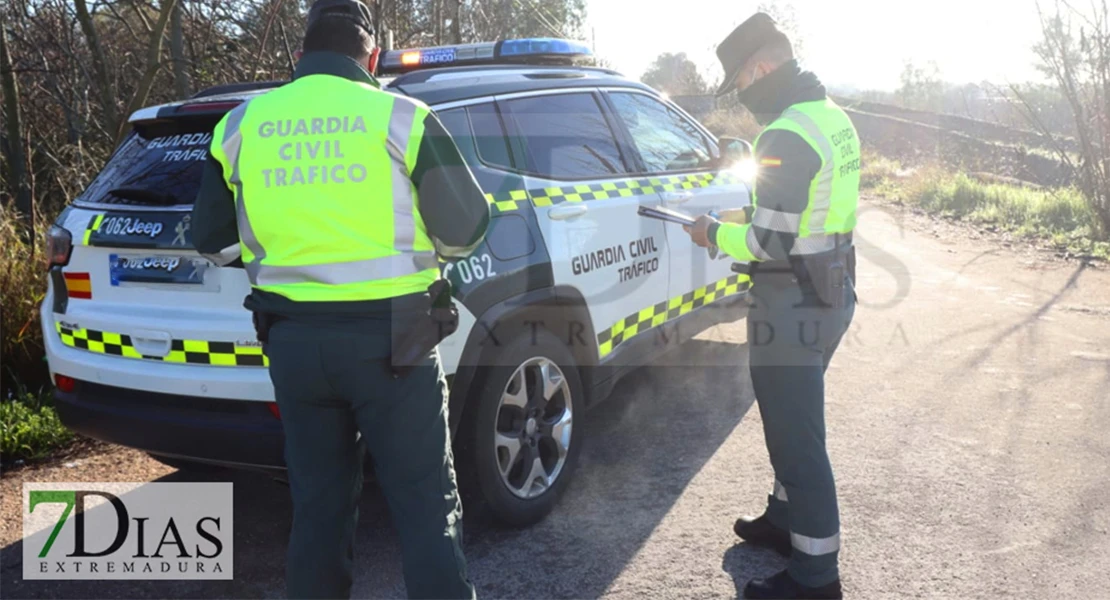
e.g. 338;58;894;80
266;317;475;600
746;273;856;588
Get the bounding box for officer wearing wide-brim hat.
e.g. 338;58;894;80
191;0;489;598
685;12;860;600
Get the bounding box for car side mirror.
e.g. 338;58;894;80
718;136;753;165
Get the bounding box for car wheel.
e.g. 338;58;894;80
147;453;227;473
460;328;583;527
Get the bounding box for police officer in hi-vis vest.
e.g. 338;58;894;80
191;1;489;598
685;13;859;600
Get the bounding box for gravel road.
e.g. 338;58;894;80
3;198;1109;599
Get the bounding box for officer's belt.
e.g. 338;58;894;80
748;232;853;277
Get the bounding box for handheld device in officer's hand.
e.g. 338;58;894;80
637;205;697;226
390;279;459;379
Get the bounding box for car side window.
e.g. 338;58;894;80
502;92;628;180
467;103;514;170
435;104;515;171
608;92;714;174
435;107;472;151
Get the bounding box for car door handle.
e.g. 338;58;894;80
548;204;588;220
662;192;694;205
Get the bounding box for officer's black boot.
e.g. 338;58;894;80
734;514;791;558
744;569;842;600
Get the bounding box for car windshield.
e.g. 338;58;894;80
79;127;214;207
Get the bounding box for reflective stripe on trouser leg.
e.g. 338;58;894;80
774;479;789;501
791;531;839;556
765;478;790;531
221;101;267;284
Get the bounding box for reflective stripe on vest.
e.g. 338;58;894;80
220;102;267;284
753;98;860;256
210;80;438;301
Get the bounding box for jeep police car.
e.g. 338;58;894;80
42;38;754;526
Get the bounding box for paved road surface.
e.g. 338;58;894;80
3;199;1109;598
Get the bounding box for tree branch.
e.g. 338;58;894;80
117;0;179;144
73;0;121;139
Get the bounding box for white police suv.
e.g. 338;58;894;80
42;38;754;526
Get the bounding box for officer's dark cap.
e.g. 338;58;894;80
714;12;790;96
306;0;375;37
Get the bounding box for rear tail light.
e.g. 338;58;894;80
267;403;282;420
54;374;76;393
45;225;72;270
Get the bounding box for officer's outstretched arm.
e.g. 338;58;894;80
710;130;820;262
410;113;491;258
191;155;242;266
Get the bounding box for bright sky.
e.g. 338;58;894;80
586;0;1048;91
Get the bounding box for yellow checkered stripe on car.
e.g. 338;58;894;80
485;172;743;213
83;214;105;244
597;274;749;358
55;322;268;367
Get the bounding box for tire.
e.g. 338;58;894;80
458;328;584;527
147;453;227;473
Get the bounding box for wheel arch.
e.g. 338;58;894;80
448;285;598;438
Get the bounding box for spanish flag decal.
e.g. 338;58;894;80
64;272;92;299
760;157;783;167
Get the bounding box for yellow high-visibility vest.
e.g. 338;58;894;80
717;98;860;262
209;74;438;301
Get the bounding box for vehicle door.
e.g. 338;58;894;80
602;90;753;302
497;89;672;360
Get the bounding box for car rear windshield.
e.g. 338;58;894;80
78;121;217;208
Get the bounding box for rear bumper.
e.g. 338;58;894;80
55;380;286;469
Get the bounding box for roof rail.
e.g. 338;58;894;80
190;80;287;99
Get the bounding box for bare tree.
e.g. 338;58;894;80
121;0;180;143
171;0;192;97
1018;0;1110;240
1;24;33;232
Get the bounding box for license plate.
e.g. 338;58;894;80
109;254;208;286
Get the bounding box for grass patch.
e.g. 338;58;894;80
861;150;906;193
1;386;74;466
879;163;1110;259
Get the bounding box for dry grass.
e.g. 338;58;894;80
865;154;1110;259
699;108;762;140
0;210;51;395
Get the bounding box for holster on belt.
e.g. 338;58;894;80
389;279;459;379
796;242;855;309
751;234;855;309
252;311;284;344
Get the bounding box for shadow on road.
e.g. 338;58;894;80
721;543;788;599
3;337;757;599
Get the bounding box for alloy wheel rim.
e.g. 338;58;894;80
493;356;573;499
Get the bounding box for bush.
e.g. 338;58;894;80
0;210;51;396
894;166;1110;258
1;387;74;465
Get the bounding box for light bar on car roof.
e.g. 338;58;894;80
379;37;592;75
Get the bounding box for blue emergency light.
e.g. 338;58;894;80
379;37;593;75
